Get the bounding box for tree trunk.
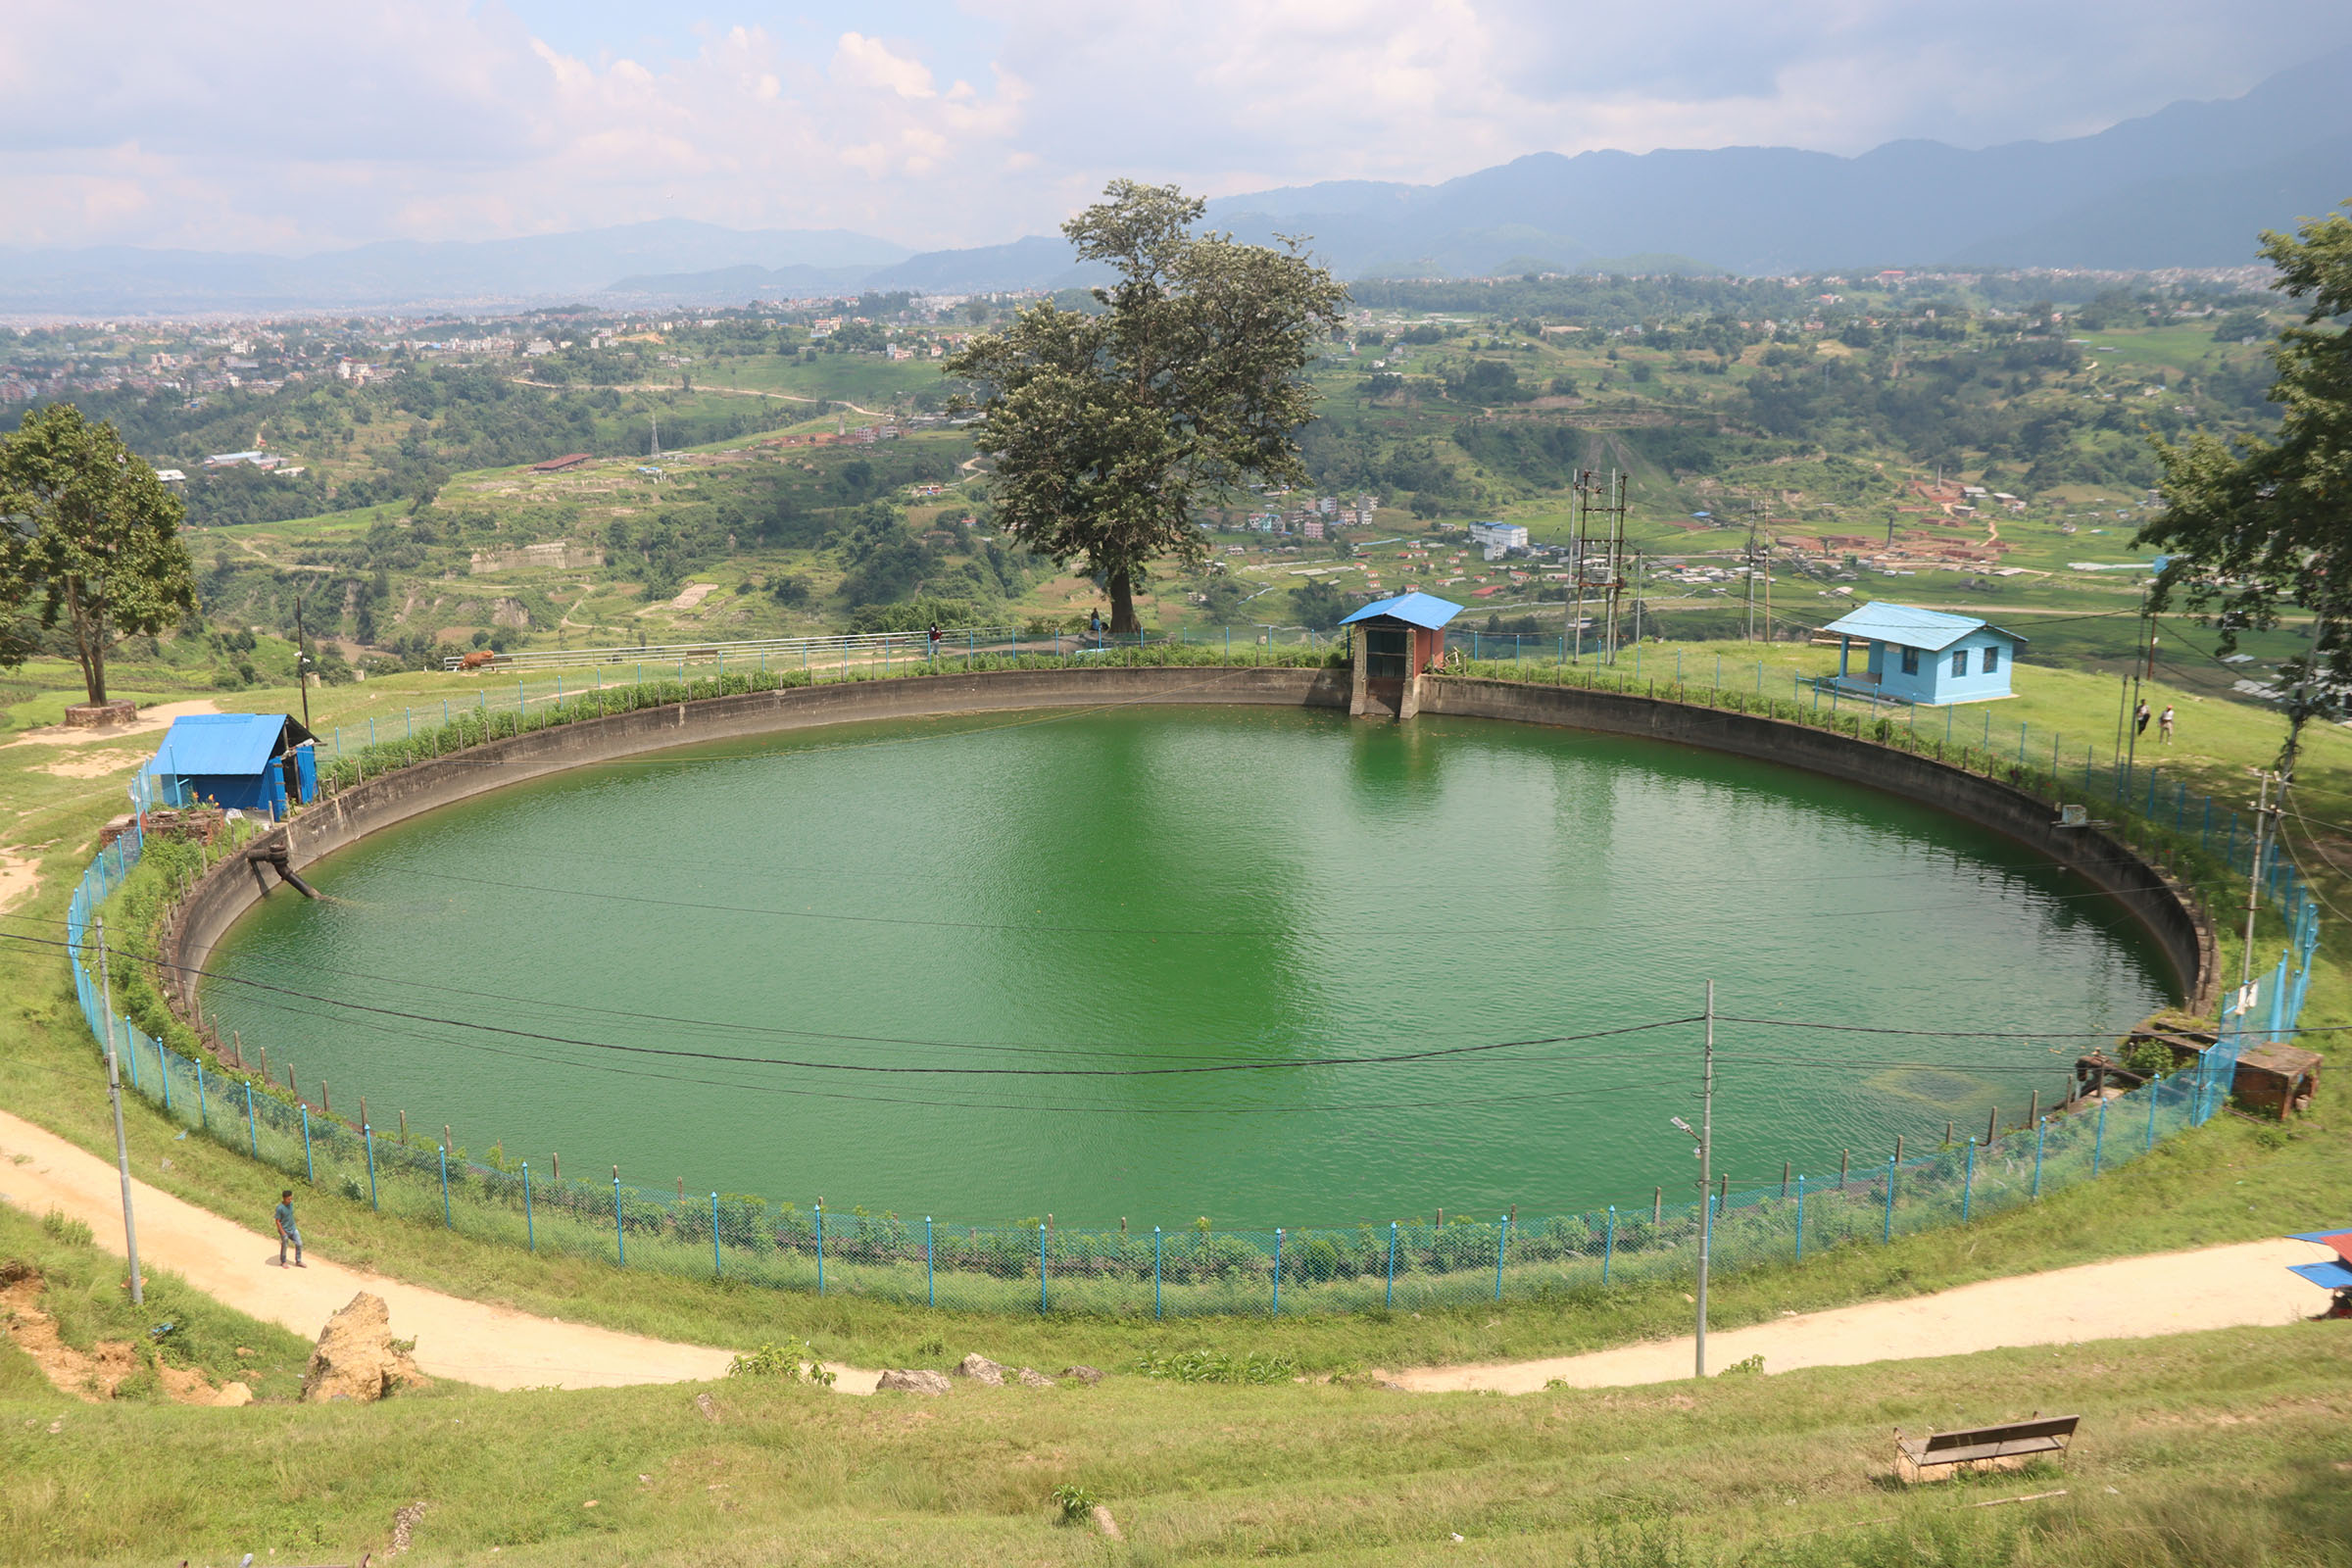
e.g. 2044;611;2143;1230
65;576;105;705
1107;568;1139;635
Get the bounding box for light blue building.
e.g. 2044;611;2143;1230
1820;602;2025;707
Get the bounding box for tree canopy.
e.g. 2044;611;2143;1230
2140;203;2352;773
0;403;197;705
944;181;1348;632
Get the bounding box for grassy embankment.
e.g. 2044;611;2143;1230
6;1293;2349;1565
0;643;2342;1378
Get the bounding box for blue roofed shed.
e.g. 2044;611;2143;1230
143;713;318;816
1820;602;2025;707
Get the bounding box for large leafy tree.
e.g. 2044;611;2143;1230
2141;204;2352;777
0;403;197;706
944;181;1348;633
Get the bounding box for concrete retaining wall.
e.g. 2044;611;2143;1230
157;663;2211;1023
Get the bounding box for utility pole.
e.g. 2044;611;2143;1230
1742;514;1759;643
292;585;313;734
1698;978;1713;1378
94;917;144;1306
2241;770;2275;995
1569;469;1588;664
1671;981;1715;1378
2124;581;2150;778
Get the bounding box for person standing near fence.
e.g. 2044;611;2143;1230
927;622;942;661
274;1189;304;1267
2160;705;2176;744
2134;699;2151;738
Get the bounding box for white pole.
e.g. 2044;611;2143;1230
1696;979;1713;1379
94;915;144;1306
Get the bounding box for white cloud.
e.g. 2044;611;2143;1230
0;0;2337;253
832;32;938;99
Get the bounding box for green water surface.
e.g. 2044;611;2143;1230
203;706;2170;1227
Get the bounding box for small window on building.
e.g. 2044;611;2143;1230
1983;645;2000;674
1899;646;1920;676
1952;650;1969;678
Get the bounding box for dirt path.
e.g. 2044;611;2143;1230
1386;1238;2336;1394
7;699;221;748
0;1108;883;1393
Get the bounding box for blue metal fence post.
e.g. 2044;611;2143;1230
924;1215;934;1306
1883;1156;1896;1243
1494;1214;1508;1301
613;1171;626;1264
301;1104;313;1183
1272;1229;1283;1316
712;1194;723;1278
1153;1227;1163;1319
1602;1205;1616;1284
1039;1223;1049;1315
1386;1221;1397;1309
2092;1098;2107;1176
440;1144;452;1227
364;1122;378;1210
522;1163;534;1251
815;1202;825;1294
2146;1078;2159;1150
196;1059;207;1130
245;1083;257;1157
1794;1178;1805;1260
1962;1138;1976;1223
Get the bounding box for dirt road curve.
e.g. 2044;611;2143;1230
1387;1237;2335;1394
0;1108;794;1392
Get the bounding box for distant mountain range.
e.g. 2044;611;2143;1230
3;46;2344;316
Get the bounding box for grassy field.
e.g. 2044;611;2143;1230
2;632;2347;1565
6;1310;2348;1565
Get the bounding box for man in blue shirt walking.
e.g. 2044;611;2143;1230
274;1189;304;1267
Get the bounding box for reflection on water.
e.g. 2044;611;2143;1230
204;707;2171;1226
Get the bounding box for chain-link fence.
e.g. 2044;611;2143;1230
65;654;2325;1318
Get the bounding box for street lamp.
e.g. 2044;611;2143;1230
1668;981;1715;1378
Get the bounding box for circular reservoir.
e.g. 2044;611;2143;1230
202;705;2171;1227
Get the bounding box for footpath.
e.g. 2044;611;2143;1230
0;1108;759;1391
1386;1237;2331;1393
3;1107;2330;1397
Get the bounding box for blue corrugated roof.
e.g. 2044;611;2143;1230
146;713;301;778
1339;591;1465;631
1821;601;2028;653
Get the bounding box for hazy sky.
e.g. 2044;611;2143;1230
3;0;2340;253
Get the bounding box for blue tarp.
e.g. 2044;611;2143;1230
2289;1260;2352;1291
1340;592;1465;631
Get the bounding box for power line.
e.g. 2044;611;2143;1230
351;858;2195;940
4;928;1702;1078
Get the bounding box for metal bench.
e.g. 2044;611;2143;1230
1894;1414;2079;1484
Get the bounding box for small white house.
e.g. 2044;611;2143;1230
1821;602;2024;706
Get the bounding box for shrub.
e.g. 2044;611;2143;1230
726;1339;836;1386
